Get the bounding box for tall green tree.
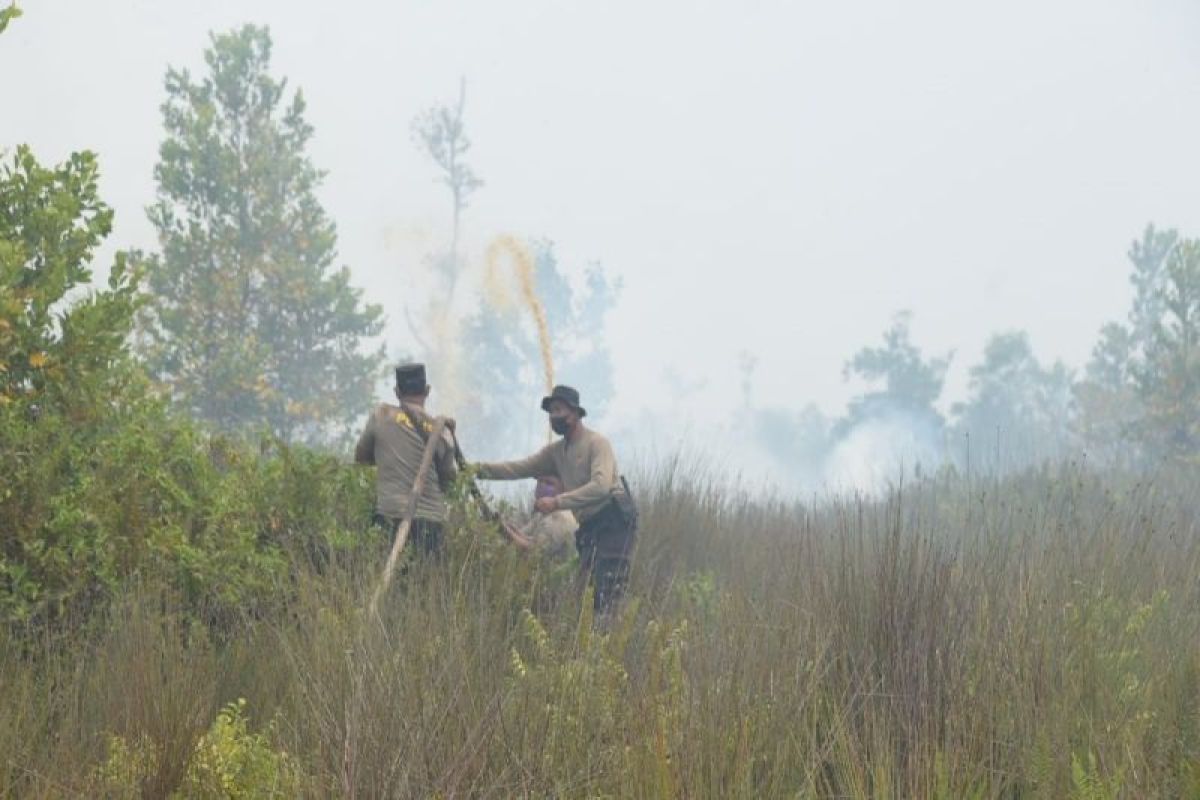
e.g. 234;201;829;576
951;331;1073;470
837;311;952;438
138;24;383;446
1133;239;1200;462
1076;225;1200;465
1127;226;1179;346
1075;322;1140;465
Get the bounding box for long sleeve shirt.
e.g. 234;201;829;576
354;403;457;522
476;427;622;523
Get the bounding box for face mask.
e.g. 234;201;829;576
550;416;570;436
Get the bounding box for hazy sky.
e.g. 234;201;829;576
5;0;1200;433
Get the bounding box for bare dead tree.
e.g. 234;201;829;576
412;77;483;301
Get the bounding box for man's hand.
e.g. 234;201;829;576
503;521;534;551
535;496;558;514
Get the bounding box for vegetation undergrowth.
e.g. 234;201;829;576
2;432;1198;797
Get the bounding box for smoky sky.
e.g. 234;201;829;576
5;0;1200;434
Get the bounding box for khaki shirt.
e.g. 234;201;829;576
477;427;623;523
354;403;457;522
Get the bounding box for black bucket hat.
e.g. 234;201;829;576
395;363;428;394
541;385;587;417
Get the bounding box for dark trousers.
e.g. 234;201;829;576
372;513;444;558
575;501;637;615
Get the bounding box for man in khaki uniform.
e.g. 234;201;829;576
476;385;636;614
354;363;457;556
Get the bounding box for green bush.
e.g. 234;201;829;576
0;385;375;628
1;141;380;631
94;699;299;799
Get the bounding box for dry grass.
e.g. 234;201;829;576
2;463;1199;798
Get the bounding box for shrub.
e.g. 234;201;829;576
93;699;299;799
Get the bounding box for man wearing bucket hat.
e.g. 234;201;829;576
354;363;457;556
475;385;638;615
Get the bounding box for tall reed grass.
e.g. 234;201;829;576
2;464;1198;798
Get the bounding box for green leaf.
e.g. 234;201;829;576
0;4;22;36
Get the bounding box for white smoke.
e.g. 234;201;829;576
821;410;945;494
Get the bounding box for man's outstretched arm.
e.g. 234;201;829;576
476;444;556;481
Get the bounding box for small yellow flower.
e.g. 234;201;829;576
28;352;48;368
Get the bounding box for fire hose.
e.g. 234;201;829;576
448;427;533;551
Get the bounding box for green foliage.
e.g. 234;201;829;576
838;310;952;436
138;24;384;447
0;385;375;626
504;608;631;773
95;700;299;799
1128;226;1179;344
2;466;1200;795
1134;238;1200;462
1075;321;1140;465
951;330;1074;469
0;3;21;36
672;569;721;622
1078;224;1200;465
0;146;141;409
179;699;301;798
94;733;159;800
0;134;378;629
1069;751;1124;800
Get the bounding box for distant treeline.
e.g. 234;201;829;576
744;226;1199;483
